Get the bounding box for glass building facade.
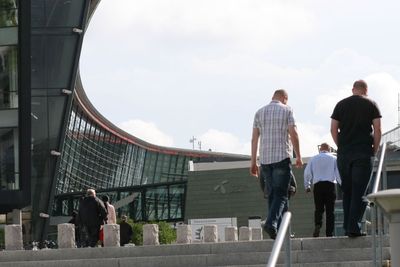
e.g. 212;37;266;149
0;0;30;213
52;80;249;223
1;0;399;243
0;0;249;242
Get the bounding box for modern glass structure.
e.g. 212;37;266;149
52;76;249;224
0;0;250;243
0;0;30;216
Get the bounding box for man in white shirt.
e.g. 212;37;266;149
304;143;341;237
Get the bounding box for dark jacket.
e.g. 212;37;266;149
78;196;108;227
119;221;133;245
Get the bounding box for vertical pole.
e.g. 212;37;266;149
377;208;383;266
371;206;377;267
285;224;292;267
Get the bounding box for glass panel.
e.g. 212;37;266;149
31;0;85;27
0;0;18;27
48;96;67;147
146;187;169;221
169;184;185;219
31;35;78;89
0;45;18;108
0;27;18;45
0;128;18;190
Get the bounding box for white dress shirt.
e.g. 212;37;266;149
304;151;341;189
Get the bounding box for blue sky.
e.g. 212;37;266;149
80;0;400;157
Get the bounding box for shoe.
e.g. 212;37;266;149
347;232;367;238
264;226;277;240
313;225;321;237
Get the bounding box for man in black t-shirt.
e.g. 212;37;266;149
330;80;382;237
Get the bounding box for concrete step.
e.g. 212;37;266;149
0;249;391;267
227;262;390;267
0;236;390;267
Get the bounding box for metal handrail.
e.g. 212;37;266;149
368;142;387;267
371;142;387;194
267;211;292;267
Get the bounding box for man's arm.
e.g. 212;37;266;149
372;118;382;155
303;160;312;192
250;127;260;177
288;125;302;167
330;119;339;147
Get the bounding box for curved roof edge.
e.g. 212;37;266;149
75;0;250;159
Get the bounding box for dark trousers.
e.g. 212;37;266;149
313;181;336;236
337;154;371;235
260;158;291;230
80;225;100;247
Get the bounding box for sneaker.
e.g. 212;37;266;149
313;225;321;237
347;232;367;238
264;226;277;240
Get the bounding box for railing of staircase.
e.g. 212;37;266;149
267;211;291;267
368;142;387;267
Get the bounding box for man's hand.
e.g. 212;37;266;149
250;163;259;177
295;157;303;168
306;187;311;193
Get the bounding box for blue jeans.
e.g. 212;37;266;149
260;158;291;231
337;153;371;234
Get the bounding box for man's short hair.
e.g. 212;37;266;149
86;189;95;196
353;80;367;90
121;215;128;221
273;89;288;98
320;142;330;151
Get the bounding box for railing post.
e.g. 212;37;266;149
284;223;291;267
369;142;387;267
371;205;377;267
267;212;291;267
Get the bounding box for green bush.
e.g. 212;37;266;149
158;221;176;245
117;219;176;246
131;221;144;246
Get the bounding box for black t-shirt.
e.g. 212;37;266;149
331;95;381;155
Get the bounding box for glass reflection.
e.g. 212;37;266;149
0;128;18;190
0;46;18;108
0;0;18;27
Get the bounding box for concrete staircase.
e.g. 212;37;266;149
0;236;391;267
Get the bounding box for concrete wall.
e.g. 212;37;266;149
184;163;317;238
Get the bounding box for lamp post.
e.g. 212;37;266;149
189;136;197;150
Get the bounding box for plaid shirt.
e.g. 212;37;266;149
253;100;296;165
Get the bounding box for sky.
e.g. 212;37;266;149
80;0;400;158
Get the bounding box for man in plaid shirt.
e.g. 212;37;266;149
250;89;302;239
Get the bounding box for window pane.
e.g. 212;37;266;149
0;128;18;190
0;0;18;27
0;45;18;108
31;0;85;27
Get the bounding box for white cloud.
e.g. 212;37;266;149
365;73;400;132
314;87;349;116
296;122;335;158
199;129;250;155
93;0;315;50
118;119;174;147
314;72;400;133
